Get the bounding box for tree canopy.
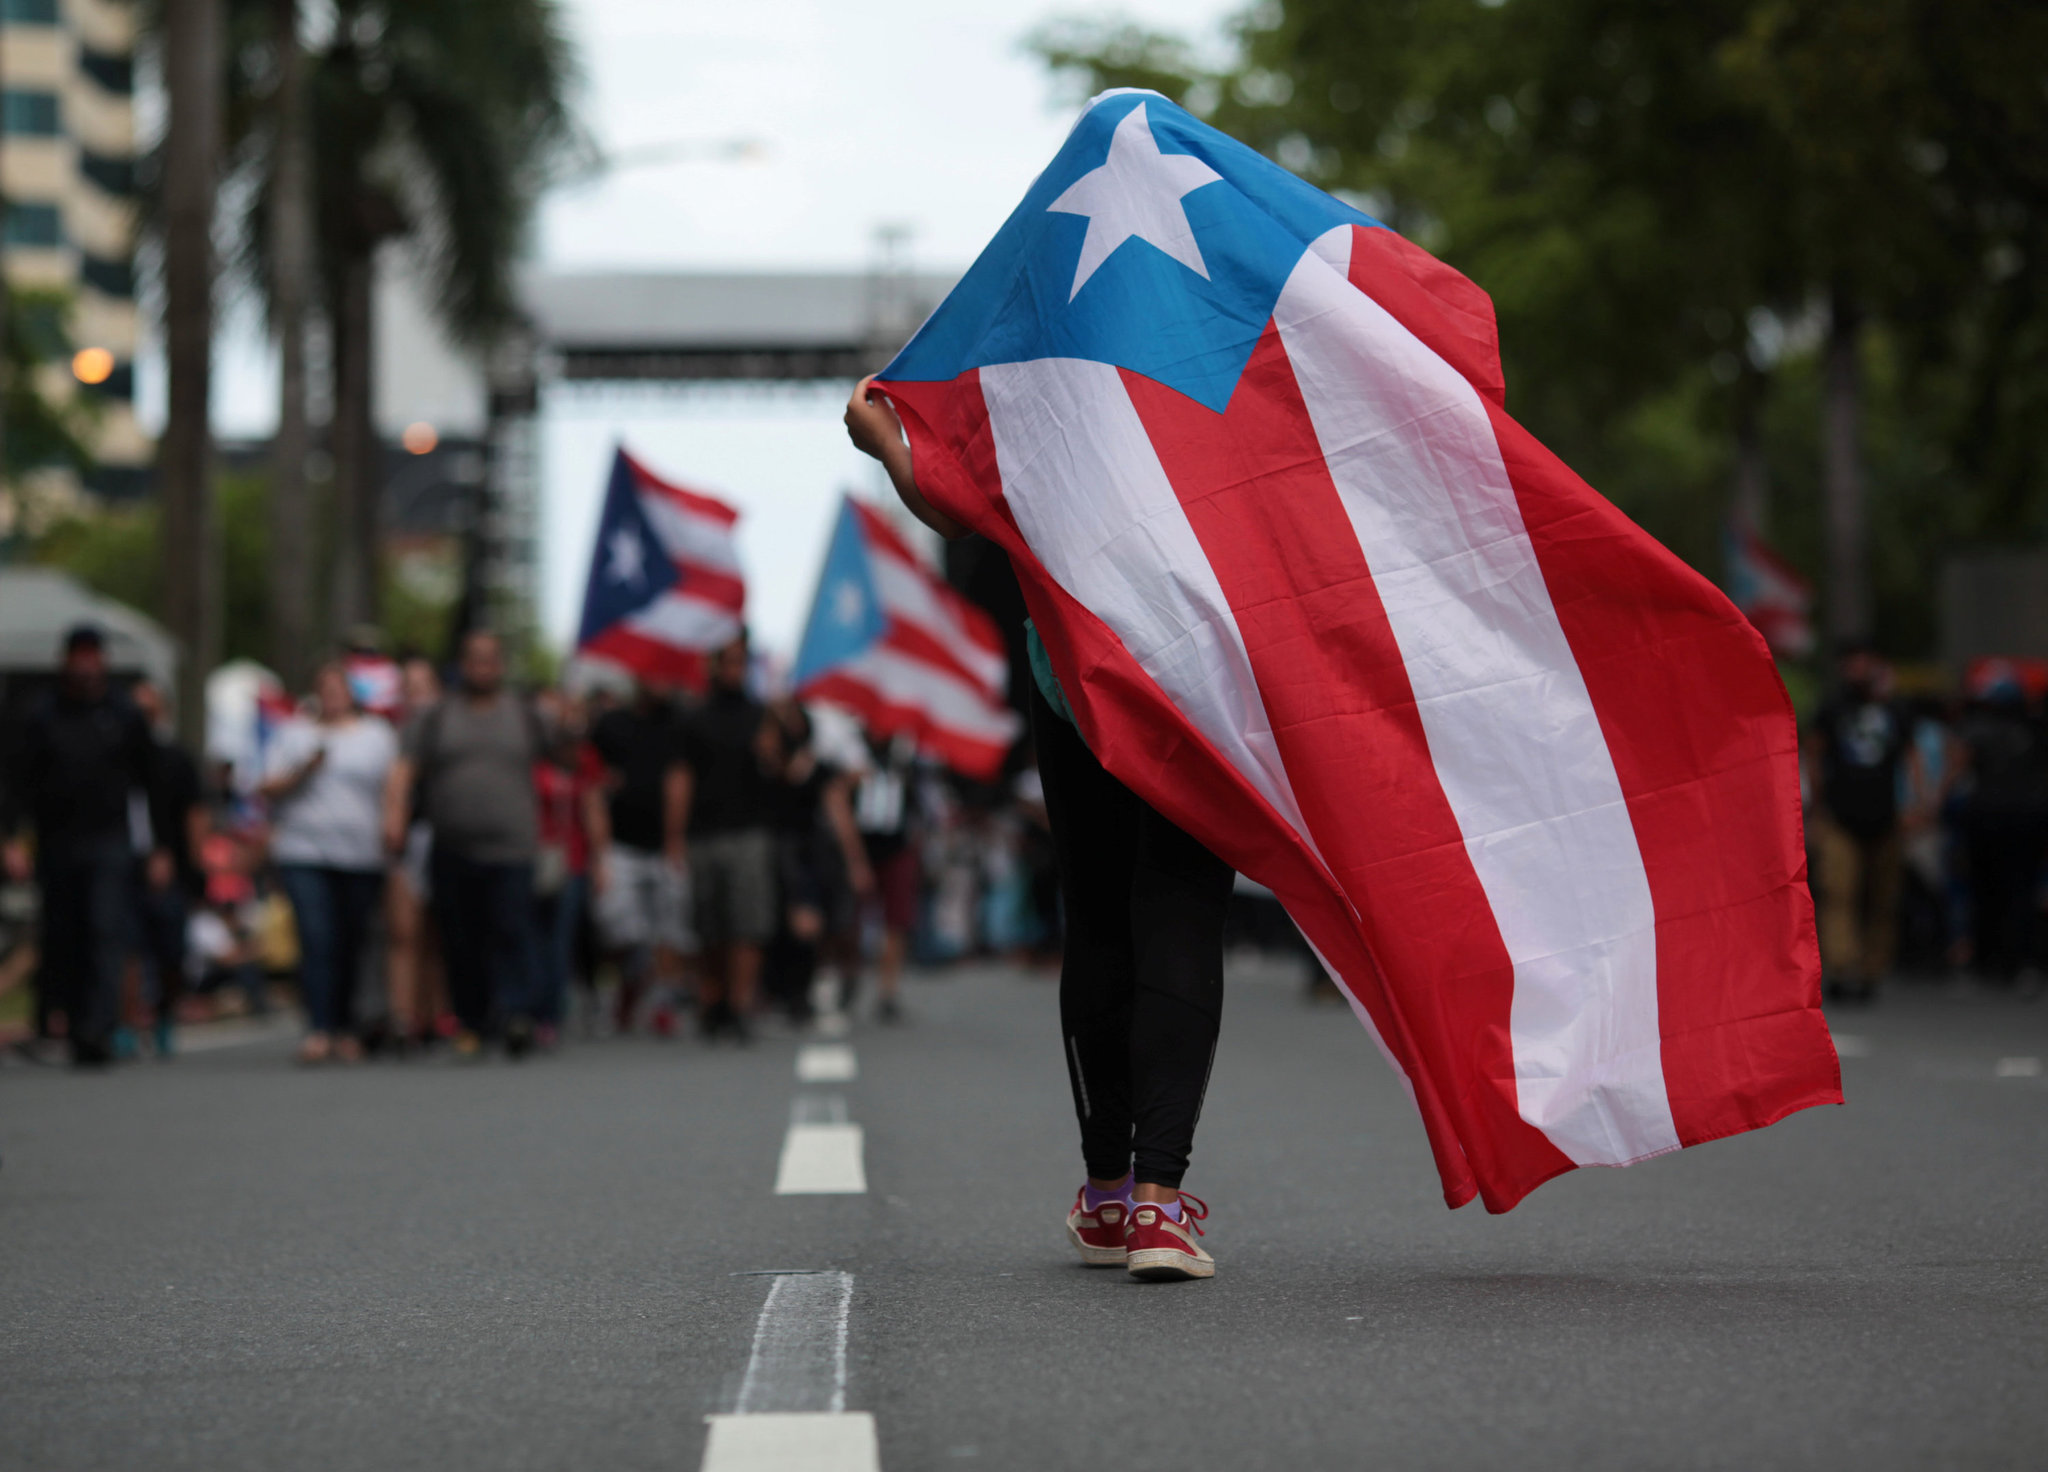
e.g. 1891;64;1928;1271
1031;0;2048;658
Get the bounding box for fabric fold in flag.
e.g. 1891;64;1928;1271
575;446;745;689
874;88;1837;1213
793;496;1019;780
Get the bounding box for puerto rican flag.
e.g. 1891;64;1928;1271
576;447;745;689
793;495;1019;780
876;91;1836;1212
1724;519;1816;658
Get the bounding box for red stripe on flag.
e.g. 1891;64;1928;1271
1346;225;1506;409
851;497;1007;673
1340;225;1836;1149
801;668;1011;781
624;450;741;526
674;561;746;614
1122;329;1576;1209
579;626;709;691
883;368;1485;1208
1484;404;1838;1146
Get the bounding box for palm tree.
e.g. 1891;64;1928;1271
160;0;225;749
227;0;579;641
265;0;313;691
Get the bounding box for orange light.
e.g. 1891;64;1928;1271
72;347;114;385
401;421;439;455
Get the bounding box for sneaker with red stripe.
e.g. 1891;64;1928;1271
1065;1188;1131;1267
1124;1194;1214;1281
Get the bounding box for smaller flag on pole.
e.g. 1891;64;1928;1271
1725;519;1815;658
793;496;1019;779
576;447;746;688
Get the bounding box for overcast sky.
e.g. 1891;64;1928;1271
193;1;1243;660
529;0;1245;659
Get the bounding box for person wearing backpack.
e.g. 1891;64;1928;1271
384;630;551;1058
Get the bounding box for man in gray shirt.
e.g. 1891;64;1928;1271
384;630;546;1057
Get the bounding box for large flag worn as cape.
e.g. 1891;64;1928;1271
876;90;1837;1212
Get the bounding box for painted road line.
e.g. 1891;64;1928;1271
1994;1056;2042;1078
797;1044;858;1083
1831;1034;1871;1058
736;1271;853;1412
777;1098;866;1194
700;1272;878;1471
700;1414;879;1472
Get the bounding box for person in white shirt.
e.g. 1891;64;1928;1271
261;662;398;1064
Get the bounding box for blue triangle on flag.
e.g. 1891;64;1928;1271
577;448;680;646
793;497;887;688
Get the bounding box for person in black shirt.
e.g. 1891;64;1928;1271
759;701;872;1021
131;680;207;1058
1952;681;2048;981
1807;645;1921;1002
589;682;689;1032
1;626;169;1065
676;633;775;1039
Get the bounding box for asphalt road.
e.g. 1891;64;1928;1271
2;961;2044;1471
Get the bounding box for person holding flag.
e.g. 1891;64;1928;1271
846;87;1837;1280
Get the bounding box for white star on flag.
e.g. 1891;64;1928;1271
1047;101;1223;301
606;526;646;587
832;580;865;626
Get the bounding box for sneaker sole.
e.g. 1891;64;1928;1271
1066;1221;1128;1267
1126;1247;1215;1281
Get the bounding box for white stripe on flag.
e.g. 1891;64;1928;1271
835;646;1020;745
867;544;1007;695
980;358;1314;844
625;591;744;648
642;494;744;574
1279;226;1677;1167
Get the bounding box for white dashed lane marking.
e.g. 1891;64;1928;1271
776;1096;867;1195
1831;1034;1871;1058
797;1044;858;1082
701;1272;878;1471
1994;1057;2041;1078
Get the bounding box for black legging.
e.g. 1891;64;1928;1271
1032;686;1235;1190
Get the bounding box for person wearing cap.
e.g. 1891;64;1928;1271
2;625;170;1066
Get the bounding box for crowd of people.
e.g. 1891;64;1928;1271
5;620;2042;1071
0;621;1062;1069
1804;645;2048;1000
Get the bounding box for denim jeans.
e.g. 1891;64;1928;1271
531;872;588;1028
430;849;537;1035
276;866;385;1035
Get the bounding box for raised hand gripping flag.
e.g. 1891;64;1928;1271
793;496;1019;780
576;447;745;689
875;91;1837;1212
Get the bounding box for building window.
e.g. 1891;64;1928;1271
81;252;134;297
80;150;137;198
79;47;135;98
4;203;63;248
0;0;62;25
1;90;61;136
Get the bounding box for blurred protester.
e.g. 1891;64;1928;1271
533;694;609;1046
387;631;548;1058
677;633;775;1040
590;681;688;1034
1;626;165;1066
1808;645;1923;1002
760;701;871;1022
193;827;271;1017
852;732;922;1021
262;661;397;1064
1952;679;2048;983
385;654;447;1049
130;680;208;1058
